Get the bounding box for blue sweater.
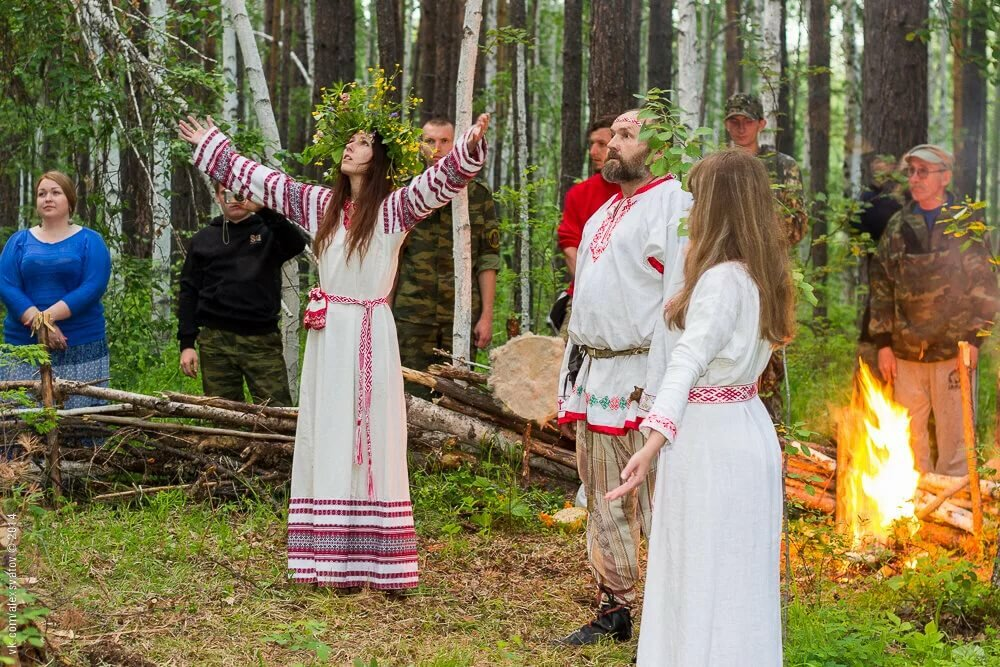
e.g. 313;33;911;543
0;227;112;346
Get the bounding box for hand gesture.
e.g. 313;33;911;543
180;348;199;378
178;115;216;147
238;197;263;214
466;113;490;153
604;435;663;501
877;346;897;383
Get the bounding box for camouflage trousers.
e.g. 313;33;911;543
396;320;476;399
577;425;654;606
197;327;292;406
759;349;786;424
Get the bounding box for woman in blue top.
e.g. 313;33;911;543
0;170;112;409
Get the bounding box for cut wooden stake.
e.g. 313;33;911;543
957;341;983;537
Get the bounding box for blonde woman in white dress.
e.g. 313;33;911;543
607;149;795;666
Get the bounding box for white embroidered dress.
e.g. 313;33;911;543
192;127;486;589
557;176;691;435
638;262;782;666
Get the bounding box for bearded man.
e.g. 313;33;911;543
555;109;692;645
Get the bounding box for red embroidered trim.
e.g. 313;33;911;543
644;413;678;440
687;383;758;404
588;175;676;262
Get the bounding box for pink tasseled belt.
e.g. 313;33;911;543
303;287;389;499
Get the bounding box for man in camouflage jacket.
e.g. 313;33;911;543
724;93;809;422
869;144;999;475
393;118;501;380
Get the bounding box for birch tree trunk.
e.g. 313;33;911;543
451;0;483;364
677;0;703;130
759;0;782;148
724;0;742;96
842;0;862;195
513;0;531;332
227;0;300;401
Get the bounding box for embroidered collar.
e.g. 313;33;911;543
589;174;676;262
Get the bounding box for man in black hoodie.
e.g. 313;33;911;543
177;182;306;405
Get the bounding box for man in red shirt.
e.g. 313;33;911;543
558;115;622;284
550;115;622;338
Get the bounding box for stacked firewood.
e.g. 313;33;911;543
785;442;999;547
0;363;575;501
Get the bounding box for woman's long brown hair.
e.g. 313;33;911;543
312;131;394;261
666;149;795;345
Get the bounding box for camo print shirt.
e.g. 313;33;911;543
393;178;501;325
756;145;808;247
869;195;1000;362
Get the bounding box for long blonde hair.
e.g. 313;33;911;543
666;149;795;345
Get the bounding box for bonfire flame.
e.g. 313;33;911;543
836;361;921;548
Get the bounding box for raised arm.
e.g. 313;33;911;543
381;114;490;235
178;116;330;236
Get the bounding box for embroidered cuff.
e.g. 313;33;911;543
642;412;677;442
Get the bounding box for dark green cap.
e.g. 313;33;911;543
724;93;764;121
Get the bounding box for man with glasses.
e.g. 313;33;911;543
869;144;999;475
177;181;306;405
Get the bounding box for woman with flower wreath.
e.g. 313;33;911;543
178;80;489;592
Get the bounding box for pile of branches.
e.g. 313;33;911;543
0;364;576;502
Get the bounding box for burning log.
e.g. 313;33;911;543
916;476;970;520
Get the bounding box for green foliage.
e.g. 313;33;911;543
410;449;564;537
636;88;716;182
303;68;424;187
264;619;332;665
887;556;1000;632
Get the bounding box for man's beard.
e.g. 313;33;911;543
602;149;650;183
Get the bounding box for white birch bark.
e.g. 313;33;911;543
149;0;172;328
402;0;414;101
515;33;530;332
227;0;300;401
303;0;316;88
759;0;782;148
843;0;862;194
482;0;498;185
677;0;703;130
451;0;484;364
222;3;240;124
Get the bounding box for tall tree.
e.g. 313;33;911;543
759;0;781;148
808;0;830;318
842;0;862;194
623;0;642;100
647;0;674;93
677;0;703;129
724;0;742;96
776;0;794;156
559;0;583;203
862;0;928;180
951;0;988;198
376;0;404;104
313;0;356;95
416;0;463;121
589;0;633;122
451;0;484;361
511;0;531;329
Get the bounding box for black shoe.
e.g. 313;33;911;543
555;597;632;646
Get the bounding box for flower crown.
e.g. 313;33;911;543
304;68;424;187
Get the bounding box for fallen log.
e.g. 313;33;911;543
915;490;975;533
162;392;298;420
436;396;561;446
426;363;489;386
405;394;577;480
916;476;970;520
51;381;297;433
80;414;296;442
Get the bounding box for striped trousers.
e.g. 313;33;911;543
577;425;655;605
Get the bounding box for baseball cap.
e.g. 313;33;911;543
724;93;764;121
902;144;953;170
